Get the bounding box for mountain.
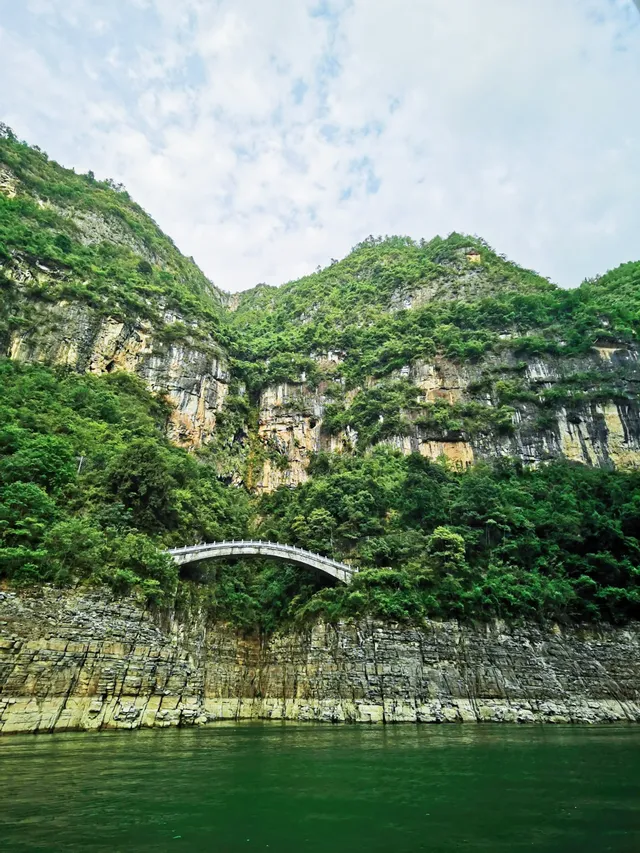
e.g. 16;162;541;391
0;124;229;448
1;127;639;627
229;234;640;490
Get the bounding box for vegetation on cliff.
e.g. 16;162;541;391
0;359;248;602
230;233;640;391
1;358;637;626
0;124;225;349
1;129;639;628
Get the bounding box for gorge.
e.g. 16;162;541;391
1;125;640;732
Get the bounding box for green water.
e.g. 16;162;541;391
1;725;638;853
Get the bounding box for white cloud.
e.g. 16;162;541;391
1;0;639;291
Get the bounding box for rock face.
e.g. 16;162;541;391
0;165;18;198
2;287;229;448
1;588;639;733
0;162;229;449
251;346;640;490
3;155;640;482
254;382;353;492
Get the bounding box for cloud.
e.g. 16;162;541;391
1;0;639;291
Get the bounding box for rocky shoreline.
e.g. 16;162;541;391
1;588;639;734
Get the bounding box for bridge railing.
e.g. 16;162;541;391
167;540;354;572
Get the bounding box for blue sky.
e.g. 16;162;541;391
0;0;639;291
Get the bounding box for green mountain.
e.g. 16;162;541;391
1;126;639;628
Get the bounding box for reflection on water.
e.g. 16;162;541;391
1;724;639;853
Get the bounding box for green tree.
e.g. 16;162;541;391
0;481;58;548
43;518;107;584
106;439;178;533
0;435;75;493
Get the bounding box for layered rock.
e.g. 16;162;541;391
1;588;639;733
249;344;640;490
403;346;640;468
4;294;228;447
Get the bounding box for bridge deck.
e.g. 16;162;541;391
167;540;356;585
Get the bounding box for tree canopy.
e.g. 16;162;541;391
1;128;639;630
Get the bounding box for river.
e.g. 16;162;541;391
1;724;638;852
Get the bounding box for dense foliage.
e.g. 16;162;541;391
2;357;636;626
230;235;640;391
0;359;249;602
254;451;640;625
0;125;225;348
1;127;640;630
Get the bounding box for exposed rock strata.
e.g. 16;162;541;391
253;346;640;490
3;295;228;447
1;588;638;733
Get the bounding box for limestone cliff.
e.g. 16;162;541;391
1;588;639;732
248;345;640;491
254;382;355;493
3;132;640;485
5;292;229;447
0;153;229;448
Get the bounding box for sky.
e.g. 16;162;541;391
0;0;639;293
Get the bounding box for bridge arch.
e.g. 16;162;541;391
167;541;356;585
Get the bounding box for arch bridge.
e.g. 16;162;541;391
167;540;356;585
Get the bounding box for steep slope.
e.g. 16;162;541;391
0;125;229;446
226;236;640;491
1;129;639;628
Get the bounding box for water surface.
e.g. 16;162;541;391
1;724;638;852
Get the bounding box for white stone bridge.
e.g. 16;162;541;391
167;540;356;585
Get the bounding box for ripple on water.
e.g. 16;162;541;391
0;724;639;853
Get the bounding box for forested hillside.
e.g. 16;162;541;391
230;234;640;387
1;127;639;628
0;124;224;329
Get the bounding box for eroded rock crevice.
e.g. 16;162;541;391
1;589;638;733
